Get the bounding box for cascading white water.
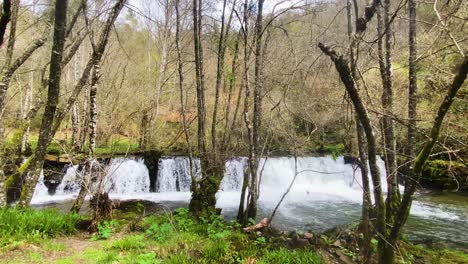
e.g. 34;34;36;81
104;158;150;194
32;157;150;201
32;171;48;198
56;165;81;195
157;157;200;192
30;155;468;249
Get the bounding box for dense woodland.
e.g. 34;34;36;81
0;0;467;263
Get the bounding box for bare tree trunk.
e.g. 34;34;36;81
17;0;69;207
0;0;11;46
318;42;387;262
222;33;241;148
193;0;206;153
403;0;418;186
80;87;89;152
238;0;252;224
377;3;400;233
21;68;33;154
175;0;195;184
211;0;229;152
88;65;99;156
145;0;173;147
347;0;371;260
245;0;265;220
387;56;468;264
19;0;127;208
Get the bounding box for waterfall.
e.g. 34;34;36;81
56;165;81;195
33;171;48;198
29;155;468;249
156;157;200;192
104;157;150;194
32;157;150;202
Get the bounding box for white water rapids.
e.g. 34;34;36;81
31;156;468;249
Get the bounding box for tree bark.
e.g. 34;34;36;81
175;0;195;184
377;1;400;229
18;0;127;207
246;0;265;220
403;0;418;186
318;42;387;261
347;0;371;260
0;0;11;46
388;55;467;253
238;0;252;224
17;0;69;207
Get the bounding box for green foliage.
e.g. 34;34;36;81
371;238;379;253
321;143;345;160
145;222;174;242
110;235;145;250
422;160;468;190
91;220;118;241
0;208;80;247
133;252;159;264
255;236;267;245
173;208;196;232
257;248;322;264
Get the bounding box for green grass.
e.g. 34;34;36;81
401;243;468;264
0;208;81;247
257;248;322;264
0;207;324;264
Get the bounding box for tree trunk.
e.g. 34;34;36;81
17;0;69;207
175;0;195;184
318;42;387;261
246;0;265;221
347;0;371;260
0;0;11;46
88;65;99;156
238;0;252;224
18;0;127;207
377;2;400;228
403;0;418;186
388;56;468;256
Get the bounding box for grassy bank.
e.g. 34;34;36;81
0;208;322;264
0;207;466;264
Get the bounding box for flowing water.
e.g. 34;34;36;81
31;156;468;250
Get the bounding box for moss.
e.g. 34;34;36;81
421;160;468;191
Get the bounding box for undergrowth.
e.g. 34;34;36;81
0;208;80;247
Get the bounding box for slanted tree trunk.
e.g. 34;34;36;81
346;0;371;260
318;43;387;262
386;56;467;264
19;0;127;207
17;0;69;207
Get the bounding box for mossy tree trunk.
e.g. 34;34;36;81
17;0;68;208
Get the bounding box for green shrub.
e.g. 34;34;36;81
258;248;322;264
91;220;118;241
146;222;174;242
0;208;80;246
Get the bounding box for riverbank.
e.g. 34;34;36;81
1;205;467;264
